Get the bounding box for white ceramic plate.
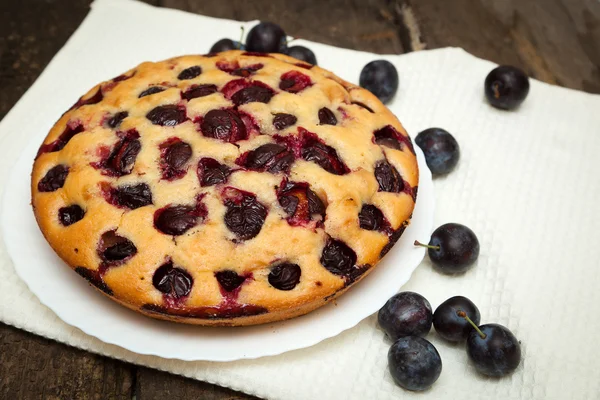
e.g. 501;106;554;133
2;137;434;361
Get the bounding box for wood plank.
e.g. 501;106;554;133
0;323;134;400
0;0;91;120
401;0;600;93
136;367;259;400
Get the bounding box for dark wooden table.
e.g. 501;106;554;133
1;1;598;398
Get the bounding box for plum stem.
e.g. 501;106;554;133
414;240;440;251
457;310;486;339
238;26;245;49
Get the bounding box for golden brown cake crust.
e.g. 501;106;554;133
31;50;418;326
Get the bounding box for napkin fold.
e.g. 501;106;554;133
1;0;599;399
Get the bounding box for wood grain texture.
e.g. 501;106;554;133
0;0;90;120
136;367;260;400
402;0;600;93
1;0;599;399
0;323;134;400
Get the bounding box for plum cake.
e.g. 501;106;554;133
31;50;418;326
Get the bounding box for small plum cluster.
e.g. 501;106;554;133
374;64;530;391
209;23;318;66
379;292;521;391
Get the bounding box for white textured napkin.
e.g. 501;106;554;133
1;0;600;398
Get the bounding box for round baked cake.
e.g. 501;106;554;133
31;50;418;326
